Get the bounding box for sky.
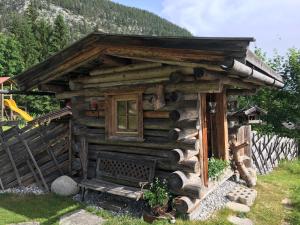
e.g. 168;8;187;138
113;0;300;57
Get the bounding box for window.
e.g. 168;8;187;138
117;100;138;132
106;93;143;141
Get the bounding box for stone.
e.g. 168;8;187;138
226;202;250;213
59;209;105;225
51;176;79;196
8;222;40;225
282;198;293;210
226;186;257;206
227;216;253;225
282;198;292;205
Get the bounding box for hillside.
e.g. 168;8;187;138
0;0;192;40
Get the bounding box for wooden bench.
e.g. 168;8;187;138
79;152;156;200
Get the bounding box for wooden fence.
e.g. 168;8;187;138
0;119;71;190
251;131;299;174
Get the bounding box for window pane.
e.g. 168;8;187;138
117;101;126;116
128;100;137;115
128;115;138;130
117;115;126;130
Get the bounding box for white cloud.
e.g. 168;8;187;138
161;0;300;55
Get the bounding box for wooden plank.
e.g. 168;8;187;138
215;91;229;160
36;126;64;175
13;128;49;191
79;136;88;180
0;178;4;190
0;129;22;186
26;160;42;188
79;178;143;200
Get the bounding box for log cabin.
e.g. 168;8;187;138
13;33;284;219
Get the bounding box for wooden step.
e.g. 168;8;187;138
79;178;143;200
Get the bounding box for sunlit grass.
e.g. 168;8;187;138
0;160;299;225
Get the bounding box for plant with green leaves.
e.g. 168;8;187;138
208;157;229;180
143;178;170;210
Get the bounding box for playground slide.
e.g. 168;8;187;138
4;99;33;122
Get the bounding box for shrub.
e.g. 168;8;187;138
208;157;229;180
143;178;170;208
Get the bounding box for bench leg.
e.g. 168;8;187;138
81;187;86;202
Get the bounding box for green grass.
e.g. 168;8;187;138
0;194;82;225
247;160;300;225
0;160;299;225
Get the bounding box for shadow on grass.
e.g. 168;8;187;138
0;193;82;225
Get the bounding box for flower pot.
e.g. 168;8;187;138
143;205;169;223
143;210;157;224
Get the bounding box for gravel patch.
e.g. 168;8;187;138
73;190;146;218
195;180;239;220
0;184;44;195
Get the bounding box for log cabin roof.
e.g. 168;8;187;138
13;32;284;91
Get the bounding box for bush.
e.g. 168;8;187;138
143;178;170;208
208;157;229;180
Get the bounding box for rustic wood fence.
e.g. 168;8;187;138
0;108;72;191
251;131;299;174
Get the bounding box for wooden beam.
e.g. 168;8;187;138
215;91;229;160
57;80;223;99
200;94;209;187
90;62;161;76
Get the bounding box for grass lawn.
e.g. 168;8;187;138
0;160;299;225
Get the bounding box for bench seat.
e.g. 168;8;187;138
79;178;144;200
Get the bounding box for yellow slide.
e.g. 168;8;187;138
4;99;33;122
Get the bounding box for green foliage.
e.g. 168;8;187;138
0;34;24;76
208;157;229;180
239;48;300;139
52;14;70;52
143;178;170;208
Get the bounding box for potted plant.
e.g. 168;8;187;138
143;178;175;223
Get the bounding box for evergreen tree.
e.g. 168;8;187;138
9;15;39;68
35;19;53;60
52;14;70;53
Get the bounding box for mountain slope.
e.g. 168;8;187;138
0;0;192;39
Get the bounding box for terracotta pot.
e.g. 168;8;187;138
143;205;168;224
143;210;157;224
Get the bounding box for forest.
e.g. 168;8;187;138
0;1;299;140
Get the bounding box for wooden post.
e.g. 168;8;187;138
69;120;73;174
80;136;88;180
201;94;209;187
0;83;3;121
215;91;229;160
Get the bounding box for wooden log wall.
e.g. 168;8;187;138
0;120;70;190
68;64;217;218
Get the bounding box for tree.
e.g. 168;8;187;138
52;14;70;53
239;48;300;139
0;34;24;76
9;15;39;68
35;19;54;60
